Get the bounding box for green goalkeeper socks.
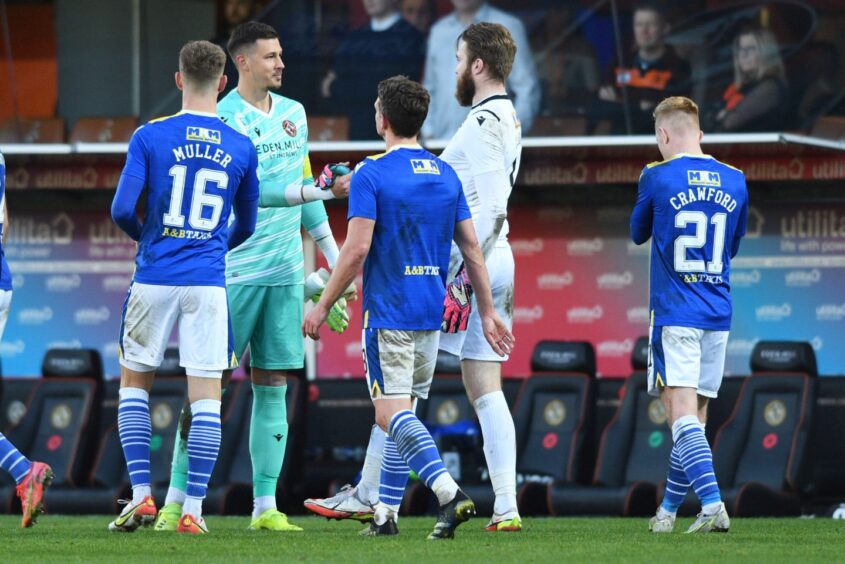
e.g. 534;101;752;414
250;384;288;499
168;404;191;494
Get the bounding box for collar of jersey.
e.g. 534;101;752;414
384;143;423;154
677;153;713;159
178;110;220;119
472;93;509;110
232;90;274;118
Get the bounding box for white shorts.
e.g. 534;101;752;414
363;328;438;400
118;282;234;378
647;325;729;398
0;289;11;340
439;243;514;362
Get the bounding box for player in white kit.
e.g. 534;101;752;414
305;22;522;532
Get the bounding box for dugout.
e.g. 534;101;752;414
1;132;844;515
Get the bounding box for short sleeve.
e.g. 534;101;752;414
348;163;377;221
122;127;149;182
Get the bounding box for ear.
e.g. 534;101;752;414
656;126;669;145
698;129;704;142
175;71;184;92
235;52;248;72
472;57;484;76
218;74;228;94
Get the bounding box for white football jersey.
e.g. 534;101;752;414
440;94;522;244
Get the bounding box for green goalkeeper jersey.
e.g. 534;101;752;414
219;90;325;286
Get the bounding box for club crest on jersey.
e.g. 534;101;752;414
687;170;721;187
186;126;221;144
410;159;440;175
283;120;297;137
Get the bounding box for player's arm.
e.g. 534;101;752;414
452;218;514;356
110;128;149;241
228;147;260;250
630;168;654;245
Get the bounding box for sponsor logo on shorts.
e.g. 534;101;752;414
785;269;821;287
74;306;110;325
597;338;634;357
45;274;81;292
816;303;845;321
0;340;25;356
537;272;573;289
18;307;53;325
597;271;633;290
627;307;649;324
510;238;543;256
513;305;543;324
727;338;758;356
731;269;761;288
567;305;603;324
566;238;603;256
103;275;131;292
755;303;791;321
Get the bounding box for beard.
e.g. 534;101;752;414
455;66;475;107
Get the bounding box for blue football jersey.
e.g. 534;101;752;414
348;145;471;330
631;154;748;330
0;151;11;291
121;110;259;287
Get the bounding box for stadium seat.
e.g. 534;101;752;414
547;368;669;516
0;378;39;433
805;376;845;513
690;341;817;517
458;341;596;517
0;117;65;143
69;117;137;143
307;116;349;141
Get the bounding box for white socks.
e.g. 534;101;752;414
132;485;152;504
183;496;203;519
474;391;518;517
358;425;386;504
431;472;459;506
253;495;276;519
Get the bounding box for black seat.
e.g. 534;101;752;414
0;378;40;433
692;341;817;517
806;376;845;514
547;371;667;516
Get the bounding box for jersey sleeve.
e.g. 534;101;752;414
630;166;654;244
455;179;471;223
122;127;149;182
348;163;377;221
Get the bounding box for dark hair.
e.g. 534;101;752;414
227;21;279;57
377;76;430;138
459;22;516;83
633;1;665;20
179;40;226;87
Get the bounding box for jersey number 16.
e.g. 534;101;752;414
163;165;227;231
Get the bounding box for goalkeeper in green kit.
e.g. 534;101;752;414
154;22;354;532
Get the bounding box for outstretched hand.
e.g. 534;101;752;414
481;313;515;357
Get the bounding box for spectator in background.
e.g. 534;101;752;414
401;0;438;36
422;0;540;140
712;27;788;132
594;1;690;133
323;0;425;139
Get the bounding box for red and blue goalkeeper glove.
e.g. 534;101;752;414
316;163;351;190
441;269;473;333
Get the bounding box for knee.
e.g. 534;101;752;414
375;412;391;433
252;370;288;387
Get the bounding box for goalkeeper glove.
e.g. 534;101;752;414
316;163;352;190
303;268;356;334
441;268;473;333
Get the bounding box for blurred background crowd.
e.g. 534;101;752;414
1;0;844;141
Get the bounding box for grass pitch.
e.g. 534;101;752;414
0;515;842;562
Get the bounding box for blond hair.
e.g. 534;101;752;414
653;96;700;128
733;27;785;89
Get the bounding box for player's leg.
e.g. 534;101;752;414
450;246;519;531
174;285;229;534
0;290;53;528
157;284;258;530
365;329;474;540
246;285;302;531
110;282;175;532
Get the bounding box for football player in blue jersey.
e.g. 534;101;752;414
109;40;259;535
303;76;514;539
0;151;54;528
631;96;748;534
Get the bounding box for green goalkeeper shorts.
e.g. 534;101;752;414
227;284;304;371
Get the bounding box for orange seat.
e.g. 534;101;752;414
0;117;65;143
70;117;138;143
308;116;349;141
